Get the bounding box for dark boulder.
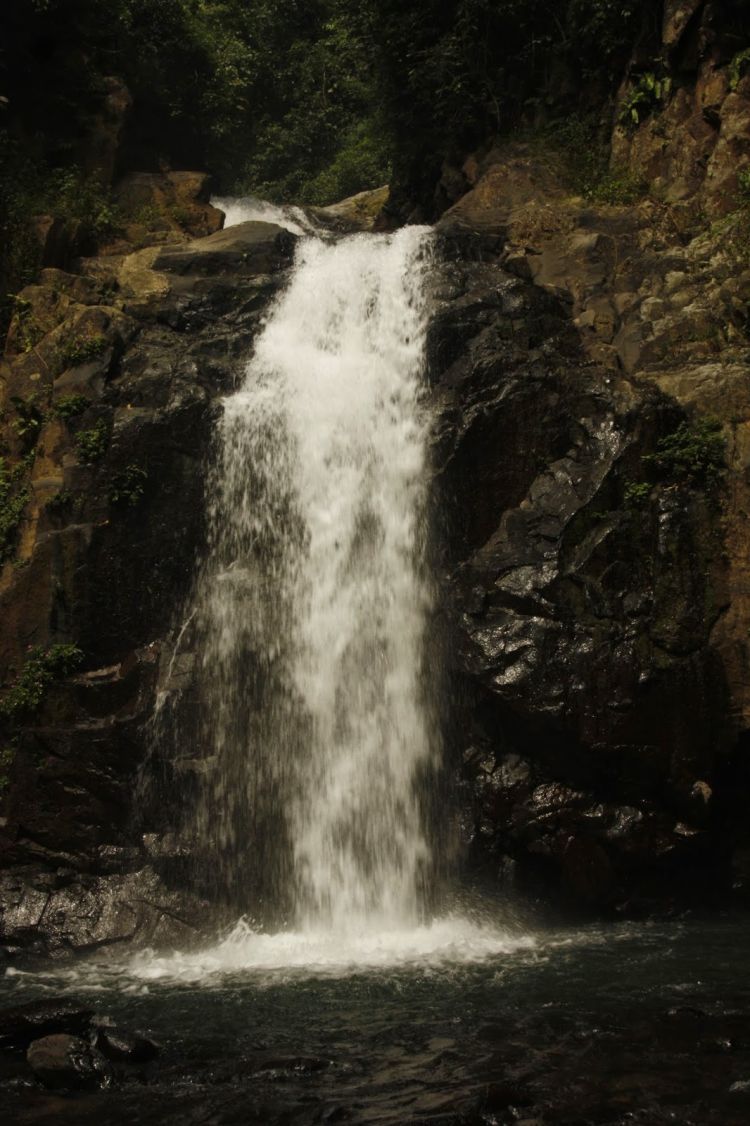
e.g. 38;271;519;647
95;1023;158;1062
26;1033;112;1088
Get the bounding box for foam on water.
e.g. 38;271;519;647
126;917;537;983
212;194;317;235
171;224;441;934
139;218;533;974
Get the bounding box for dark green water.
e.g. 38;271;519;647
2;914;750;1125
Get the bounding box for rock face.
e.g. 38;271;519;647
612;3;750;219
430;148;749;910
0;220;296;957
416;6;750;912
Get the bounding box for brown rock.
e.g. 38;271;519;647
311;186;390;232
26;1033;112;1088
113;170;224;242
662;1;704;52
704;92;750;216
153;220;296;277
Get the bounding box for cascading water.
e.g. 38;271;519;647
182;224;439;935
139;212;532;974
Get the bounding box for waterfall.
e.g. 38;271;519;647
182;224;438;934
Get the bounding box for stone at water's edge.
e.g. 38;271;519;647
309;185;390;232
26;1033;112;1088
0;998;158;1090
95;1026;158;1063
153;219;297;277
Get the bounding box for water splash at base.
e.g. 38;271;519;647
127;917;537;983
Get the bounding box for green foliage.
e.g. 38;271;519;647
0;138;123;336
168;204;192;228
131;203;164;230
0;0;662;249
45;168;123;242
227;5;389;204
10;396;44;448
0;0;393;309
298;123;390;206
109;464;148;506
8;295;44;353
738;167;750;203
589;170;647;205
58;335;108;369
353;0;653;201
624;481;652;508
554;116;647;204
0;644;83;719
712;164;750;265
0;457;30;562
730;48;750;92
45;488;74;514
52;394;91;420
75;419;109;464
618;72;672;130
644;418;726;488
0;166;43;336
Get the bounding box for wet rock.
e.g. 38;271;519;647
26;1033;112;1088
0;998;93;1051
0;206;291;955
0;865;207;959
153;220;296;278
311;186;390;232
560;836;616;905
95;1024;158;1062
431;138;743;909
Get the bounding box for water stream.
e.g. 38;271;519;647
192;221;438;933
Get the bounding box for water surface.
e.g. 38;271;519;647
3;912;750;1125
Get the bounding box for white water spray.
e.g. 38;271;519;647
212;194;317;236
138;216;537;977
188;225;438;934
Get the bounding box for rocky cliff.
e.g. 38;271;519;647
0;193;300;956
2;1;750;957
432;0;750;913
